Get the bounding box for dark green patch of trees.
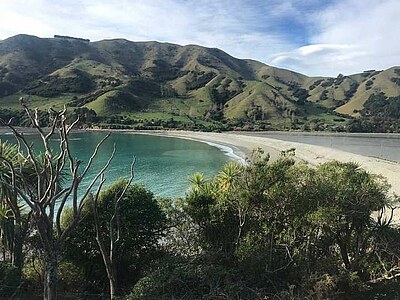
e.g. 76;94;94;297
24;69;94;97
186;71;217;90
127;150;399;299
344;82;359;99
348;93;400;132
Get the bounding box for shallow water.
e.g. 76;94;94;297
1;132;230;198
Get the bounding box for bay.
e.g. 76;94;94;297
1;132;230;198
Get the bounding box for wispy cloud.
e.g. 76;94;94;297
0;0;399;76
0;0;300;62
273;0;400;76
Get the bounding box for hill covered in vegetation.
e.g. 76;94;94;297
1;34;399;131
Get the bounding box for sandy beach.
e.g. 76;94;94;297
2;126;399;204
145;131;400;198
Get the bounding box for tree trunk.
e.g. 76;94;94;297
12;230;23;283
338;240;351;270
43;250;58;300
95;234;119;300
109;270;117;300
12;223;23;275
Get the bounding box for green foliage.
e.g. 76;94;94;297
291;87;309;104
0;108;52;127
1;35;398;132
391;77;400;86
186;71;217;90
131;151;398;299
58;261;85;293
350;93;400;132
0;262;20;297
365;80;374;90
344;81;359;99
62;181;166;293
24;69;93;97
128;255;244;300
319;90;329;100
67;107;98;126
4;141;398;298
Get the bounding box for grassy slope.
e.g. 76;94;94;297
336;67;400;115
0;35;399;126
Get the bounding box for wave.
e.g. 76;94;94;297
203;141;246;164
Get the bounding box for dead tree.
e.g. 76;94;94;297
90;157;135;299
0;103;130;300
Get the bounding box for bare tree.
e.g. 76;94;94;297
90;158;135;299
0;102;130;300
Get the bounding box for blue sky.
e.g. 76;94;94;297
0;0;399;76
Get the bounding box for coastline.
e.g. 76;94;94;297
82;128;400;198
130;130;400;197
2;127;399;196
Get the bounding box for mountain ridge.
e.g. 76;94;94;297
0;34;399;131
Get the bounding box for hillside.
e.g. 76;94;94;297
1;34;399;131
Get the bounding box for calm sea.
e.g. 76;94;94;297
1;132;230;198
3;131;398;199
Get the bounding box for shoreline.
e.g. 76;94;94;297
1;127;399;195
156;131;400;223
124;130;400;196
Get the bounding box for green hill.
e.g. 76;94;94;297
1;34;399;131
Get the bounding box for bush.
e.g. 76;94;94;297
0;262;20;297
62;181;167;294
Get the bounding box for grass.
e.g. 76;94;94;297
124;111;191;122
0;93;75;110
336;67;400;116
1;35;398;128
85;90;119;115
51;59;124;79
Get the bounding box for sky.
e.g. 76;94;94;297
0;0;399;77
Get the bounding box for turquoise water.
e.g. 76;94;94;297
1;132;230;198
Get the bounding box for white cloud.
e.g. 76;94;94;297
273;0;400;76
0;0;399;77
0;0;297;62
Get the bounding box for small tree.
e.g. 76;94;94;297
308;161;394;273
0;141;34;275
63;181;166;299
0;102;133;299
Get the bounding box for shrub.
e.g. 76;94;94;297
0;262;20;297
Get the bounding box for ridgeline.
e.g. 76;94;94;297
0;34;399;131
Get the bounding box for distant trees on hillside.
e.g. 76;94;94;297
348;93;400;132
53;35;90;42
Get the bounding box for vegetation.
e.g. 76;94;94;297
0;51;399;297
0;111;399;298
127;150;399;299
348;93;400;132
63;181;166;298
0;103;135;299
0;35;399;132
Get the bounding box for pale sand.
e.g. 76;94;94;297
145;131;400;197
3;127;399;214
